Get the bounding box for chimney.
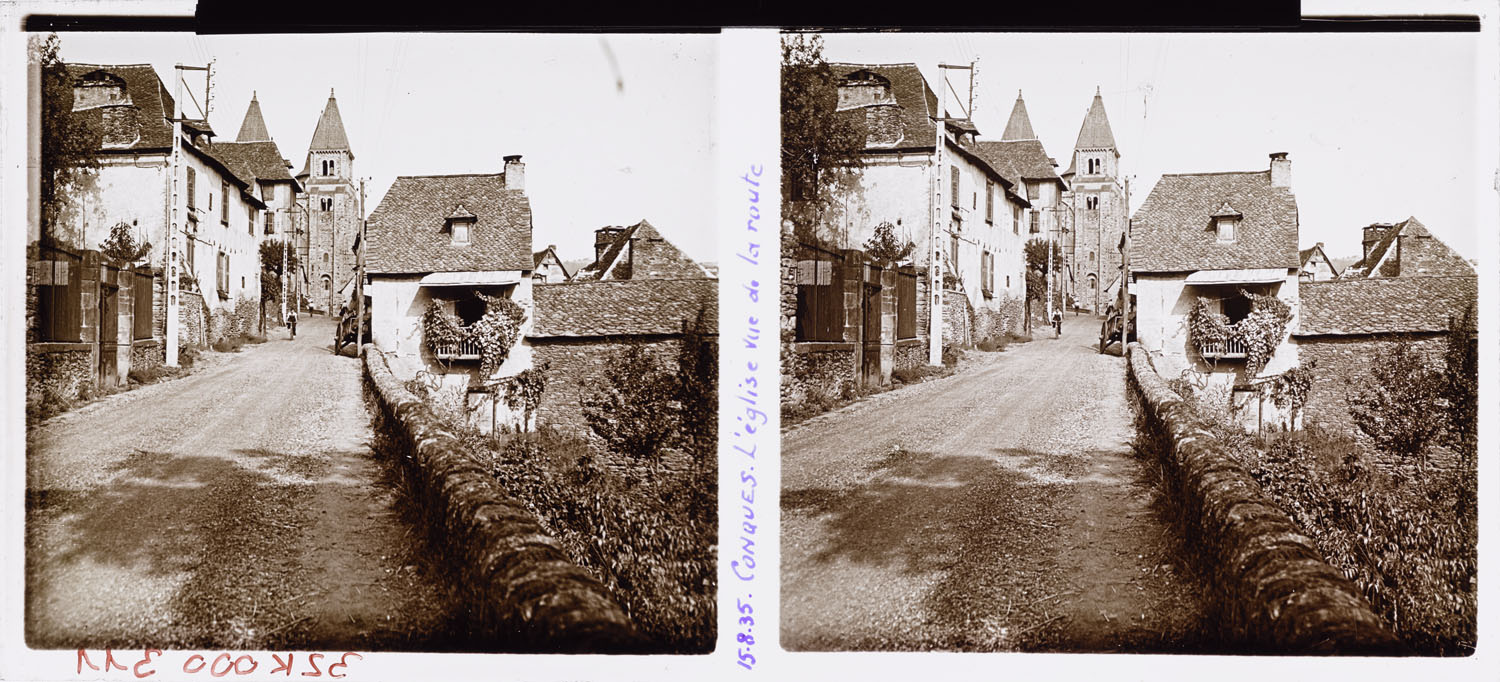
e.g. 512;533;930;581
1363;223;1392;262
1269;152;1291;189
503;154;525;191
594;227;624;263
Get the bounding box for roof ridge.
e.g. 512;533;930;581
66;62;156;68
829;61;921;67
395;172;507;179
1159;169;1270;178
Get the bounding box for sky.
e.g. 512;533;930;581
56;33;718;265
819;32;1485;262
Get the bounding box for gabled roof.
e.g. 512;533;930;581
1132;170;1299;272
829;62;938;153
236;92;271;142
1349;216;1473;279
210;140;295;185
298;90;352;178
1299;243;1339;276
533;245;572;278
1074;88;1118;151
62;63;175;153
1001;92;1037;141
1296;275;1477;337
530;278;717;338
366;173;532;274
971;139;1066;188
572;219;706;282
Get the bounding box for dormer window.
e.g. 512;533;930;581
446;203;476;246
72;70;130;110
1212;203;1242;244
837;70;895;110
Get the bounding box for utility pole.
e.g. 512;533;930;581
929;61;974;365
165;64;184;367
356;178;366;351
1122;177;1133;349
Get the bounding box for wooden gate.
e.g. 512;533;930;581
98;264;120;389
861;263;883;387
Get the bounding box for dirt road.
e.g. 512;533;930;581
781;314;1210;652
26;316;463;651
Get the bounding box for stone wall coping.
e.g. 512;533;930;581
790;341;857;353
362;345;642;652
1127;342;1403;654
894;337;923;348
29;342;93;353
132;338;161;348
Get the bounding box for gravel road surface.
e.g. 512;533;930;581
26;316;462;651
781;314;1209;652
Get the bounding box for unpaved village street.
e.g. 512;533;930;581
781;315;1210;652
26;316;460;651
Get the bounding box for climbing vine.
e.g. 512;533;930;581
421;293;527;376
1268;359;1316;429
498;361;549;433
1187;289;1293;377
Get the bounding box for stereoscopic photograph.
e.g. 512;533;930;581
779;31;1480;655
20;31;717;655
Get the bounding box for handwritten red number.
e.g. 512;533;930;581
210;653;235;677
183;654;207;674
327;653;362;679
103;649;128;672
134;649;162;679
301;652;324;677
234;655;259;675
270;654;294;676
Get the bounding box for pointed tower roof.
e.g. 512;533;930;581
1000;90;1037;141
236;91;271;142
307;89;353;156
1074;86;1118;151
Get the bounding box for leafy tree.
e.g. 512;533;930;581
1346;343;1447;469
258;241;300;331
674;307;717;462
99;221;151;265
781;33;865;246
34;33;102;248
1441;303;1477;459
862;220;915;265
582;344;680;463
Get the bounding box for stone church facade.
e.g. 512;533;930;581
1060;88;1128;314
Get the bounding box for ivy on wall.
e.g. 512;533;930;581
421;292;528;376
1188;289;1293;377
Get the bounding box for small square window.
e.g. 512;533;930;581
452;222;471;245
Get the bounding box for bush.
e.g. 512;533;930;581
476;427;715;653
976;335;1008;352
892;365;941;385
1346;343;1447;469
581;344;680;462
26;383;76;424
674;309;717;461
178;346;200;368
941;345;963;368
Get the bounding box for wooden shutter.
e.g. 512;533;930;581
134;270;154;339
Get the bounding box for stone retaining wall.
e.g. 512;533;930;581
363;346;641;652
1126;343;1403;654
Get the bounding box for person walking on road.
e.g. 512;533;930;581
286;309;298;340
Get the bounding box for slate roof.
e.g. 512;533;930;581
298;91;353;177
63;63;175;152
1074;88;1118;151
533;245;572;279
209;141;295;184
1132;170;1299;273
1001;92;1037;141
972;140;1066;187
236;92;271;142
1299;243;1339;276
366;174;532;274
1348;216;1473;279
530;278;718;338
1296;275;1477;337
571;219;705;281
829;63;938;152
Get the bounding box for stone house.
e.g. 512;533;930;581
781;62;1030;407
1293;275;1476;442
1059;88;1129;314
973;91;1071;317
1298;242;1340;282
527;278;717;438
1340;216;1474;280
1130;153;1302;427
570;219;711;282
364;157;534;432
294;90;361;314
40;63;271;352
532;245;571;283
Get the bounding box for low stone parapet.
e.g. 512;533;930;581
1126;343;1403;654
362;345;640;652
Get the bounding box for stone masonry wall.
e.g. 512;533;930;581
941;290;971;348
530;337;683;440
362;347;640;652
1127;343;1403;653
